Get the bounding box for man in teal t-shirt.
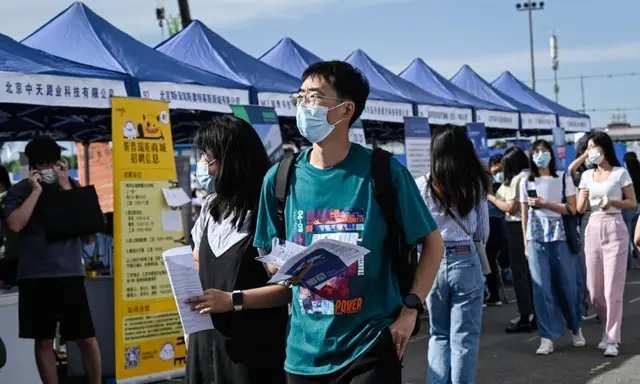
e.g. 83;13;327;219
256;61;443;383
186;61;444;383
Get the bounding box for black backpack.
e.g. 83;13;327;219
274;148;421;335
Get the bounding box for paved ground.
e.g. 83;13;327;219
402;269;640;384
62;270;640;384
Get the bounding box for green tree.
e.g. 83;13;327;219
2;159;20;173
62;155;78;169
168;15;182;36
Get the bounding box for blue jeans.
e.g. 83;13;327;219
527;240;582;339
427;245;484;384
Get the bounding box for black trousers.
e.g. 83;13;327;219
286;329;401;384
507;221;535;319
486;217;508;298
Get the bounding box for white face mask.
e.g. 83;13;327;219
588;148;605;165
40;169;57;184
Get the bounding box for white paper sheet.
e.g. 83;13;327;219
162;187;191;207
267;239;370;288
162;210;183;232
162;246;214;334
255;238;306;268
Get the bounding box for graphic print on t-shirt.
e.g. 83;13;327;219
294;208;366;316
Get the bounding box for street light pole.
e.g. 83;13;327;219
550;33;559;102
516;1;545;91
177;0;192;28
155;7;166;41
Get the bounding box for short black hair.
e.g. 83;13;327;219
489;154;503;167
302;61;370;126
502;146;529;185
24;136;61;167
193;115;272;230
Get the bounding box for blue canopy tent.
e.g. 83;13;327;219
260;37;322;79
399;58;519;132
156;21;300;117
450;65;558;135
0;32;132;141
345;50;473;126
492;72;591;133
22;2;250;129
260;38;415;124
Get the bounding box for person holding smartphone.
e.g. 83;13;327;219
520;140;585;355
4;136;101;384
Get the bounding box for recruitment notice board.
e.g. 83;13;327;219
111;97;186;383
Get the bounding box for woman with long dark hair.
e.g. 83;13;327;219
415;125;489;383
578;132;636;357
622;152;640;268
521;139;584;355
184;115;287;384
489;146;537;333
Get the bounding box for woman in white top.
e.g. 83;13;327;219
520;139;585;355
577;131;636;357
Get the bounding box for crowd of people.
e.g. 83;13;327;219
1;60;639;384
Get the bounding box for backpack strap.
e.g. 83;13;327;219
274;154;296;238
371;148;394;225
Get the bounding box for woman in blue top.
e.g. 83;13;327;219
520;139;585;355
415;126;490;384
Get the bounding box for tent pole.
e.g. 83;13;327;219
83;141;90;186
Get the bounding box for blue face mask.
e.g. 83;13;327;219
196;162;215;194
533;151;552;168
296;103;344;143
585;158;596;169
493;171;504;184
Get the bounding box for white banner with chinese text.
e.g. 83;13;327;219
475;109;519;130
559;116;590;133
417;105;473;125
139;82;249;113
0;71;127;108
521;113;557;130
361;99;413;123
257;92;296;117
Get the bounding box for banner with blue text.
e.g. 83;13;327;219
466;123;489;164
552;126;567;170
404;117;431;178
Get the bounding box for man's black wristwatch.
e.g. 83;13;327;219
403;293;425;314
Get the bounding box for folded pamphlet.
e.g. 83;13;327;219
257;238;370;289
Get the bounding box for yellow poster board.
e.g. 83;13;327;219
111;97;186;383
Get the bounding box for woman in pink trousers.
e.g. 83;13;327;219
577;131;636;357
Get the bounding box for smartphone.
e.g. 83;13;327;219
527;189;538;198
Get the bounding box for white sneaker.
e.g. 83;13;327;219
604;343;619;357
536;338;554;355
572;329;586;347
598;333;609;350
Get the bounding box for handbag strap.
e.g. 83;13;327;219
561;172;573;215
445;207;473;239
